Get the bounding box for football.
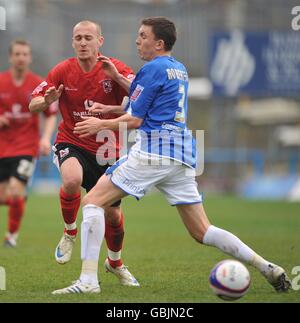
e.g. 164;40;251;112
209;260;251;301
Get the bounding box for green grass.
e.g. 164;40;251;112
0;193;299;303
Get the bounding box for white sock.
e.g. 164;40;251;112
80;204;105;285
64;222;77;237
64;222;77;231
108;249;122;262
203;225;272;275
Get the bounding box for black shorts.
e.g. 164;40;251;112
54;143;121;207
0;156;35;184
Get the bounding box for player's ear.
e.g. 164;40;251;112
156;39;165;51
98;36;104;48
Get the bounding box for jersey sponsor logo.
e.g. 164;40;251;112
4;104;31;120
65;87;78;91
59;148;70;159
100;80;113;93
130;84;144;102
32;81;48;95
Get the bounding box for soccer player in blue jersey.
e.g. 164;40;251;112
52;17;291;294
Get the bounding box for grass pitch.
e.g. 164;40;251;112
0;193;299;303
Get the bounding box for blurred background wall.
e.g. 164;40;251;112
1;0;300;200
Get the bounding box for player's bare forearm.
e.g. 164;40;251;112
114;74;132;93
101;113;142;131
29;96;49;113
30;85;63;113
89;97;128;115
74;114;142;138
89;103;126;115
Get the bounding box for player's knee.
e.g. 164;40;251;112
9;188;25;201
82;193;102;208
62;176;81;194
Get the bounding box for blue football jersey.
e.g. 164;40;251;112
126;56;196;168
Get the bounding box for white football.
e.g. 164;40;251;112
209;260;251;301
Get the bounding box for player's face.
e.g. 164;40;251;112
72;23;103;61
9;45;32;72
136;25;163;61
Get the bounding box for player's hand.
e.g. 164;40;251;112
97;55;120;81
73;116;105;138
44;84;64;106
88;102;112;115
39;137;51;156
0;115;10;129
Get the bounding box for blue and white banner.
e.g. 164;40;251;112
210;30;300;97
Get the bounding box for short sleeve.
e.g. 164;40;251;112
126;63;164;120
31;64;62;98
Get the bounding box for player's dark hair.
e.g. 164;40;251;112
9;39;31;54
141;17;177;51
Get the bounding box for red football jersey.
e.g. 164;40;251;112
32;57;135;158
0;70;57;158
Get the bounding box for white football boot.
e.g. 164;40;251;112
264;264;291;292
52;280;100;295
3;232;18;248
104;258;140;287
55;233;76;264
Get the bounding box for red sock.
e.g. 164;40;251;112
59;187;80;236
8;197;25;234
105;210;124;268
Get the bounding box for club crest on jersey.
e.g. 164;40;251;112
130;85;144;102
59;148;70;159
101;80;113;93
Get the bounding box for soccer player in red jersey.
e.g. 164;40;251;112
0;39;57;247
29;20;139;287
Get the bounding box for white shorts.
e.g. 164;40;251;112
108;151;203;206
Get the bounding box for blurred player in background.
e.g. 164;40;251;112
52;17;291;294
29;20;139;286
0;39;57;247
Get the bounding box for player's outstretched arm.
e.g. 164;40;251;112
98;55;132;93
89;97;129;115
29;85;63;113
73;113;143;138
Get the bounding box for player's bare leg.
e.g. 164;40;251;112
3;177;27;247
177;203;291;292
55;157;82;264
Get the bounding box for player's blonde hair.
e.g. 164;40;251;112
73;20;102;36
9;39;31;54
